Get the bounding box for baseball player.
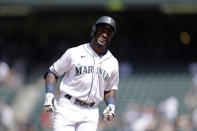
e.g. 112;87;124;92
43;16;119;131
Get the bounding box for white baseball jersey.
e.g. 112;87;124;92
50;43;119;105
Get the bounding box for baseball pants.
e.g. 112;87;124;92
53;95;99;131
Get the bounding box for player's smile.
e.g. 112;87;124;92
98;35;108;45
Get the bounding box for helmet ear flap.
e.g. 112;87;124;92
91;25;96;37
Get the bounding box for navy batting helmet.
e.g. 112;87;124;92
91;16;116;37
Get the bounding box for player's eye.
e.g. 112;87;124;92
98;29;112;36
106;32;113;37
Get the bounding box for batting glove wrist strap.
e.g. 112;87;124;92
44;93;54;106
103;104;115;119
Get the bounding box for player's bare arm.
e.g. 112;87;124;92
45;73;57;84
104;90;116;104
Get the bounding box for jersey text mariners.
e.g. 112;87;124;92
75;66;109;82
49;43;119;105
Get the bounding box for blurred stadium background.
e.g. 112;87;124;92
1;0;197;131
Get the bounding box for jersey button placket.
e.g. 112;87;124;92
88;57;99;102
93;58;102;101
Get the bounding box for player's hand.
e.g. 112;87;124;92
44;93;57;112
103;104;115;121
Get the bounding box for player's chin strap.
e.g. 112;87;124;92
103;96;115;121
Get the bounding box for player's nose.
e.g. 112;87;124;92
101;32;108;38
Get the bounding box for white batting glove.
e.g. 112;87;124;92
44;93;57;112
103;104;115;121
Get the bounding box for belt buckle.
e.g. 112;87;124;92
78;101;86;107
76;99;95;107
87;103;91;107
81;101;93;107
88;102;95;107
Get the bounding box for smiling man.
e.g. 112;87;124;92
43;16;119;131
